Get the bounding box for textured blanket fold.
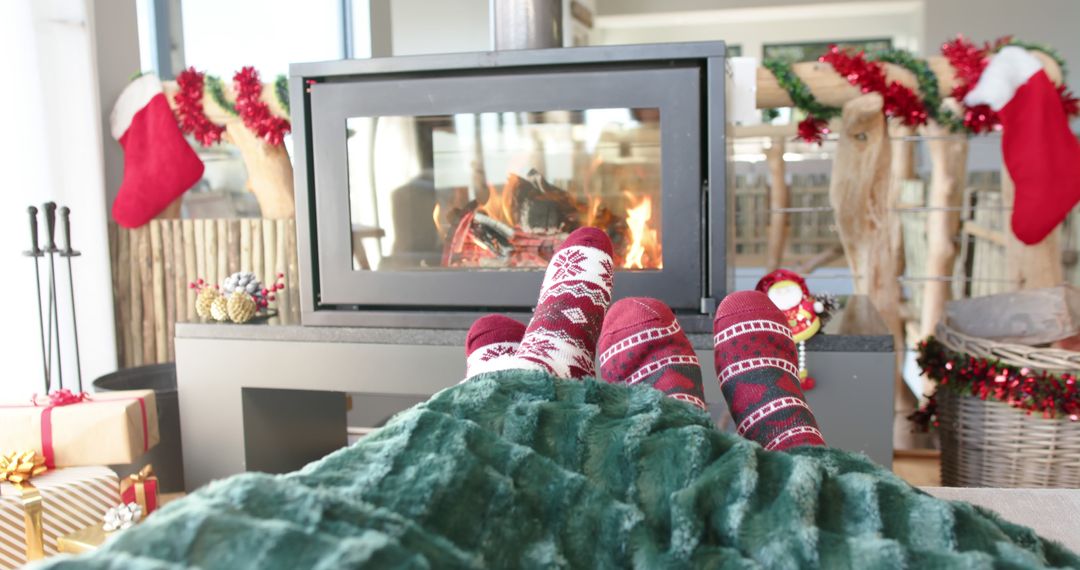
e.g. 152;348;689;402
35;371;1080;569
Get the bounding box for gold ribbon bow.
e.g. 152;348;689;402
121;465;155;512
0;451;48;561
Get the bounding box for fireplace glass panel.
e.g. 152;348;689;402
345;108;662;272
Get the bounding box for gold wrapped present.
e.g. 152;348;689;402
57;522;106;555
0;389;159;468
0;453;119;568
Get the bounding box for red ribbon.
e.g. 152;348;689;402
2;390;149;469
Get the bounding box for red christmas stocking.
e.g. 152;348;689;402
110;74;204;228
965;46;1080;245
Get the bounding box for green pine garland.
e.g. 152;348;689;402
1004;39;1068;80
274;75;290;116
762;58;842;123
869;48;965;132
206;75;238;116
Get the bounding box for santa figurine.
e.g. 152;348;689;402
755;269;827;390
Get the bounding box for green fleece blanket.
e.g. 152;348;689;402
37;371;1080;569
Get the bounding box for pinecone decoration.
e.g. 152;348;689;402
223;272;263;297
195;287;220;319
227;292;258;324
209;295;230;322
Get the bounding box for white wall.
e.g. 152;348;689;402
596;0;1079;98
390;0;490;56
0;0;118;399
925;0;1080;104
596;10;922;59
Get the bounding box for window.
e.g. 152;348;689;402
763;38;891;62
180;0;344;79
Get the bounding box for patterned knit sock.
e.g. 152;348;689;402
713;290;826;451
598;297;706;410
465;315;526;379
515;227;614;379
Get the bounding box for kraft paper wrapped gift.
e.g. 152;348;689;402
0;390;159;468
0;465;119;568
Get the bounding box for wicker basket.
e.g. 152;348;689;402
935;321;1080;488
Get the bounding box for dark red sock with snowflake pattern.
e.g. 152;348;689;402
598;297;706;410
713;291;825;451
465;315;526;379
515;227;614;379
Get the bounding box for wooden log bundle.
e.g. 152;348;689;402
109;219;301;367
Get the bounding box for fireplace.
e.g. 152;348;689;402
291;42;731;329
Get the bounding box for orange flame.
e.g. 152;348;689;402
622;192;661;269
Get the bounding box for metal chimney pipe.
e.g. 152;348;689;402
490;0;563;50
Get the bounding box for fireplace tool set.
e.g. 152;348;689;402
24;202;83;394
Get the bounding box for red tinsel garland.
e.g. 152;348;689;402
940;36;1000;133
819;46;929;128
233;67;291;147
174;67;224;147
797;117;831;144
941;35;1080;134
912;338;1080;431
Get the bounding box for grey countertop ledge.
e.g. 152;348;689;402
176;296;894;353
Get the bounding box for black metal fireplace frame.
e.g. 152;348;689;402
291;41;730;329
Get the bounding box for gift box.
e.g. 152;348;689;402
57;522;106;555
0;461;119;568
0;389;159;468
120;465;159;514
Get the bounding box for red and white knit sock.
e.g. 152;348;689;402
598;297;706;410
465;315;526;379
713;291;826;451
515;227;614;379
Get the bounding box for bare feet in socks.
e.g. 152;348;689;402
598;297;707;410
713;291;826;451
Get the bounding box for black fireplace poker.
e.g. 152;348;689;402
59;206;83;391
24;202;84;394
24;206;49;393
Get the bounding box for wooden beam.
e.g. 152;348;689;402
756;52;1064;110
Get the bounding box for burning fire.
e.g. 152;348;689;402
622;191;661;270
439;173;662;270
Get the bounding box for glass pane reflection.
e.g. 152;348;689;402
346;108;662;271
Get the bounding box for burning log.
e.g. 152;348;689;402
443;170;643;269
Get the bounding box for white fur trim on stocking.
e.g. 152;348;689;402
110;74;164;140
964;46;1043;112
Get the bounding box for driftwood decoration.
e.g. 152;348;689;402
920;121;969;338
827;94;915;420
161;81;295;220
764;136;790;271
756;51;1068;344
